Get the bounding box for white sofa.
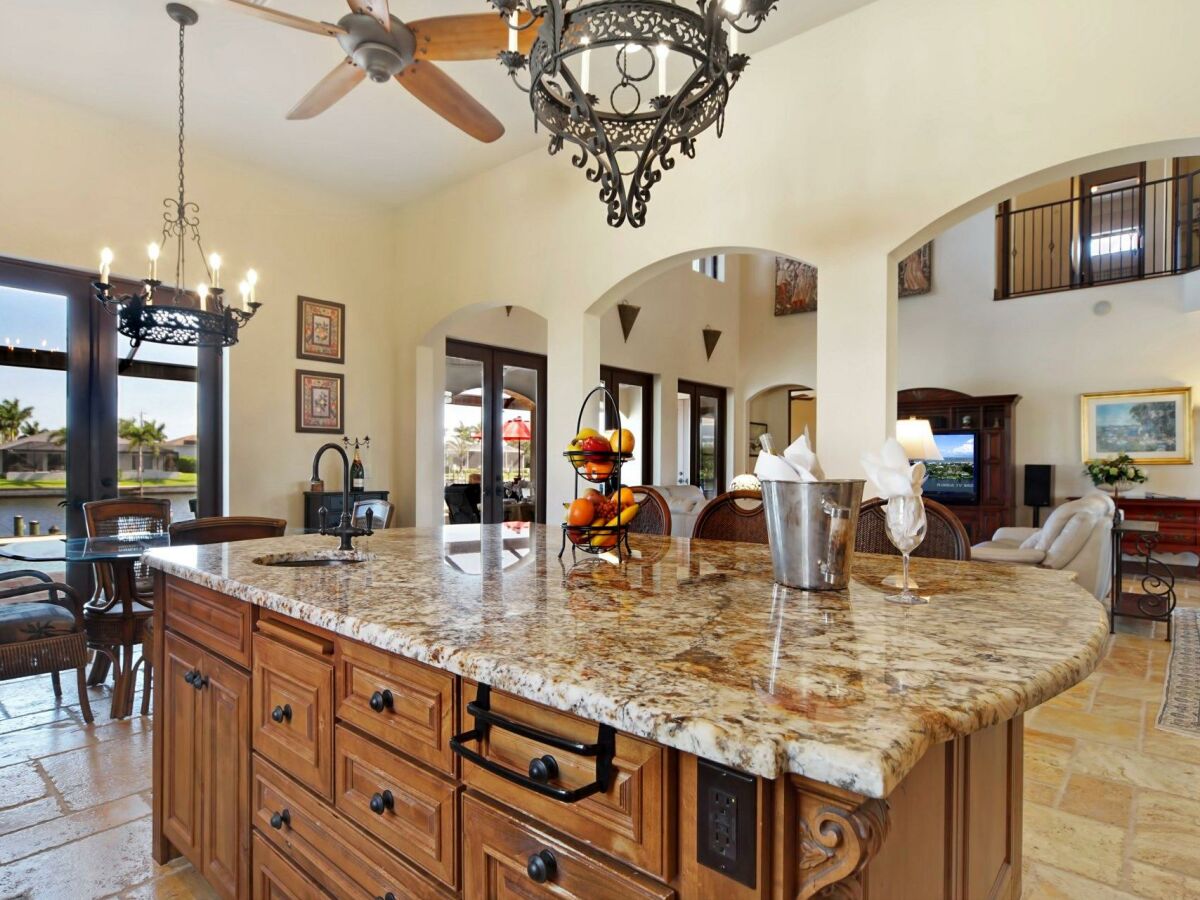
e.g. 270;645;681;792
652;485;708;537
971;492;1116;599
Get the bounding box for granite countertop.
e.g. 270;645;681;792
144;523;1108;798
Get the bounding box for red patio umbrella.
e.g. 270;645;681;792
502;417;532;480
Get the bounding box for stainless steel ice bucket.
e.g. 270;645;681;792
760;480;865;590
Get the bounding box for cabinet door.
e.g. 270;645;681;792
203;650;252;900
252;833;331;900
254;635;334;800
161;631;205;865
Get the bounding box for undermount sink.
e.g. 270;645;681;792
253;550;373;568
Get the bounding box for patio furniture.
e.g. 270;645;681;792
0;570;93;723
445;484;481;524
857;497;971;562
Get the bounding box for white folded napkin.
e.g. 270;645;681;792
861;438;926;498
754;433;824;482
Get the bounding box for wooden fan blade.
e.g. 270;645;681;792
346;0;390;31
394;61;504;143
202;0;345;37
409;13;537;61
287;59;366;120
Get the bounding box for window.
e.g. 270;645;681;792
599;366;655;486
677;380;727;498
691;254;725;282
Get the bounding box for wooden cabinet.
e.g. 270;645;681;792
160;629;251;900
252;833;331;900
1116;497;1200;560
462;793;674;900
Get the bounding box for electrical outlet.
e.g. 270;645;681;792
696;758;757;888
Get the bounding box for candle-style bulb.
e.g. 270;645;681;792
99;247;114;284
656;43;669;96
245;268;258;303
238;280;250;312
580;36;591;95
507;11;518;54
197;283;208;301
208;252;222;288
147;242;160;281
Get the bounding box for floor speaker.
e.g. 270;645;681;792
1024;465;1054;524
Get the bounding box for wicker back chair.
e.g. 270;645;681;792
82;498;171;718
0;571;93;723
691;490;769;544
627;487;671;537
352;499;395;530
169;515;287;546
855;497;971;561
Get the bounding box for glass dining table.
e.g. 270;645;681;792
0;533;172;718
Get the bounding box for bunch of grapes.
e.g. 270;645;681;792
593;497;617;523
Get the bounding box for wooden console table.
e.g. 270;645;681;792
1114;497;1200;561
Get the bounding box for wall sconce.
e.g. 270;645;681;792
618;301;641;343
703;326;722;360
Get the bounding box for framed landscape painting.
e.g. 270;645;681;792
1081;387;1192;464
297;296;345;364
296;370;344;434
774;257;818;316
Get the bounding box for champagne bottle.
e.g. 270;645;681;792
350;445;365;491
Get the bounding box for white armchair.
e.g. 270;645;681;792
972;492;1116;599
652;485;708;537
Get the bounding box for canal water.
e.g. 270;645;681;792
0;492;195;537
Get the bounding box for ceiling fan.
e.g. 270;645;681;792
204;0;536;142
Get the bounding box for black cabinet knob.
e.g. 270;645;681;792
375;894;398;900
526;849;557;884
528;754;559;784
271;704;292;724
368;689;394;713
269;808;291;830
369;789;395;815
183;670;195;685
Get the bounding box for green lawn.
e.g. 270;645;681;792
0;473;197;490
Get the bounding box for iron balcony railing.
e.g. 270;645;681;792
996;169;1200;299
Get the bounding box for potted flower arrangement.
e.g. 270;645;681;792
1083;453;1147;500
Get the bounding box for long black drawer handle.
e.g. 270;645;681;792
271;704;292;724
450;729;609;804
269;808;291;830
527;850;557;884
464;701;604;756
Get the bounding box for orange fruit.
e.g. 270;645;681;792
611;487;635;509
585;459;614;480
567;498;594;527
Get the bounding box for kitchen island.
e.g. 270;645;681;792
145;523;1108;900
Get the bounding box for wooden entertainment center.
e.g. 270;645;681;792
898;388;1021;544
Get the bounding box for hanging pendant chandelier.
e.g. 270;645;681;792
94;3;262;349
494;0;777;228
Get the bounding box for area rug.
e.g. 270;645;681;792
1157;607;1200;737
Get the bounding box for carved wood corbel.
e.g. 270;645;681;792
797;795;891;899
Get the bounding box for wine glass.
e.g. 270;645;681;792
884;495;928;605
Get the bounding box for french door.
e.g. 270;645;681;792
677;380;727;499
599;366;655;486
444;340;547;525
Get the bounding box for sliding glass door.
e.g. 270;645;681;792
599;366;655;486
444;340;547;525
677;380;727;498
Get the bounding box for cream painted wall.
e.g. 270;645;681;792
0;83;398;528
899;208;1200;518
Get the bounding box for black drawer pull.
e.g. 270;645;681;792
527;850;557;884
269;808;291;830
369;689;394;713
271;704;292;724
183;669;196;685
449;683;615;805
528;754;559;784
376;893;397;900
369;790;395;815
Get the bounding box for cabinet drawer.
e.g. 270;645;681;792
457;683;673;880
253;635;334;800
166;576;253;668
335;725;460;889
462;793;673;900
252;832;331;900
252;756;454;900
336;638;457;776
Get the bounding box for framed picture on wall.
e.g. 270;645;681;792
297;296;346;364
749;421;769;457
898;241;933;297
296;370;344;433
1080;387;1192;465
774;257;818;316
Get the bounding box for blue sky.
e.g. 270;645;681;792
933;433;975;460
0;285;197;438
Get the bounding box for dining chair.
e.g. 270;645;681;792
352;499;395;529
82;497;171;718
0;570;93;723
855;497;971;561
627;486;672;537
169;515;287;545
691;490;769;544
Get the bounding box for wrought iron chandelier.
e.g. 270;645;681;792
493;0;777;228
94;3;262;349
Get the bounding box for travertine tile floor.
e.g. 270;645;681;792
0;580;1195;898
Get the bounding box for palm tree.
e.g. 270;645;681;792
0;398;34;442
19;420;42;438
445;423;478;479
49;426;66;446
119;417;168;495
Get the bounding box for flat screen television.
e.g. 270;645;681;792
921;431;980;505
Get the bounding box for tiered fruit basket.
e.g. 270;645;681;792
560;386;638;562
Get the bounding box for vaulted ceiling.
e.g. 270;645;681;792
0;1;875;203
